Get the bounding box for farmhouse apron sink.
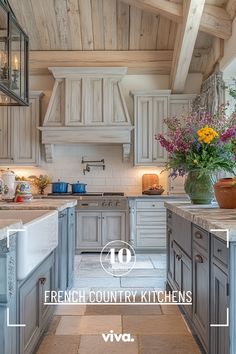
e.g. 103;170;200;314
0;210;58;280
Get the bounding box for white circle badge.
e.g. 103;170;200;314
100;240;136;277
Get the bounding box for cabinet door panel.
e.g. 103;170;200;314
0;107;12;163
152;96;168;163
137;228;166;248
19;272;40;354
193;243;209;352
137;211;166;226
12;97;39;165
167;227;174;283
136;97;153;164
76;212;102;248
102;212;126;245
211;263;229;354
67;208;75;288
58;211;68;292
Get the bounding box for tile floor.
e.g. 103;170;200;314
36;253;202;354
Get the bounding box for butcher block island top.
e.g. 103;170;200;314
0;199;77;212
165;201;236;242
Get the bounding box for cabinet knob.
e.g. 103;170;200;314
195;232;202;239
176;254;182;261
217;248;222;253
39;277;47;285
152;204;156;207
59;213;65;218
195;255;203;263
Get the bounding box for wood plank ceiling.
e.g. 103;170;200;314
8;0;236;91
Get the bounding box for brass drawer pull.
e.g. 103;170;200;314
195;232;203;239
195;255;203;263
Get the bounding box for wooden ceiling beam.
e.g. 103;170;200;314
120;0;182;22
226;0;236;20
29;50;173;75
200;5;232;39
170;0;206;93
120;0;231;39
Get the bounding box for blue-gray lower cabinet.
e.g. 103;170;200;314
18;252;55;354
58;207;75;292
67;207;75;289
167;210;230;354
58;210;68;292
0;234;17;354
210;237;229;354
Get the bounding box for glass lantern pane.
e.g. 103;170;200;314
20;35;27;100
0;4;9;85
10;18;21;97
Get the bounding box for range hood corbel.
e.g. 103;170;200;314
39;67;134;162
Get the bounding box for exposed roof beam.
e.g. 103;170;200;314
120;0;231;39
120;0;182;22
200;5;232;39
226;0;236;20
170;0;206;93
29;50;173;75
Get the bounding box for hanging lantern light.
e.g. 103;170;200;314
0;0;29;106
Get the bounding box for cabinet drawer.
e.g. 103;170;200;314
137;211;166;226
192;225;209;251
136;200;165;209
137;228;166;248
212;237;228;267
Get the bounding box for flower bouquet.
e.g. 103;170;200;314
156;105;236;204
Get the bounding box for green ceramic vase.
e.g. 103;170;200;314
184;170;215;204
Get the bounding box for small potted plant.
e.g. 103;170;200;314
28;175;52;195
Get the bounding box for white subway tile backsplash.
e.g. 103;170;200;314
14;144;168;195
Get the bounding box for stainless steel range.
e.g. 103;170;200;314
47;192;129;252
77;193;128;211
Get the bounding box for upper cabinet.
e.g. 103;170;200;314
133;91;195;167
170;94;196;121
0;92;43;166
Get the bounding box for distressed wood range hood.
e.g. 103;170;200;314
39;67;133;162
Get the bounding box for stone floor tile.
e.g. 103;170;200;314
45;316;61;335
123;315;190;335
36;335;80;354
132;260;154;269
85;304;162;316
74;268;111;278
73;277;120;288
160;304;181;315
139;334;201;354
54;304;86;316
78;335;139;354
122;268;166;277
56;315;122;335
121;277;165;288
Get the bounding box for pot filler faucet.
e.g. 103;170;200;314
82;157;106;175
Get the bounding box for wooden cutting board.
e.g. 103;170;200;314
142;174;159;193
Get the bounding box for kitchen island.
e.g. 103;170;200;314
165;201;236;354
0;199;77;354
0;198;77;211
